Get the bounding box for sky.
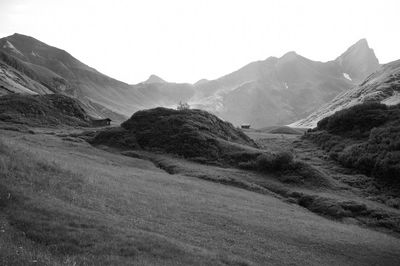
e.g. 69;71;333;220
0;0;399;84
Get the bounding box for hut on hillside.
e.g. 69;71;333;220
241;124;250;129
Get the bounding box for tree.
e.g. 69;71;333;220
177;101;190;110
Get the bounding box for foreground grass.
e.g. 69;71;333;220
1;130;400;265
0;137;245;265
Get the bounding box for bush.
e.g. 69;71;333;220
177;101;190;110
317;102;390;139
306;102;400;182
255;151;294;172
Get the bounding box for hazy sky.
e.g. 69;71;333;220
0;0;399;84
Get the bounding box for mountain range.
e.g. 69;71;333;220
0;34;381;127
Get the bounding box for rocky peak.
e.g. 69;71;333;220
144;74;166;84
335;38;379;82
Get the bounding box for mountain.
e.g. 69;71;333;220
0;33;198;121
190;40;379;127
0;34;154;120
291;59;400;128
143;74;166;84
0;34;380;127
335;39;379;82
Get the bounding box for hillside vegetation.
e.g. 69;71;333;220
305;102;400;181
93;107;258;163
0;94;92;127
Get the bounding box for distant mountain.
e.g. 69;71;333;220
335;39;379;82
143;74;166;84
190;40;379;127
0;34;380;127
291;59;400;128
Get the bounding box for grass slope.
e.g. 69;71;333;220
1;130;400;265
0;94;93;127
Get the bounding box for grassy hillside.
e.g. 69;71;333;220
1;129;400;265
306;102;400;181
0;94;93;127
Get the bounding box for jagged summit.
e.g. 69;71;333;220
144;74;166;84
335;38;379;82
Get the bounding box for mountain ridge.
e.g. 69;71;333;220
190;39;379;127
0;33;380;127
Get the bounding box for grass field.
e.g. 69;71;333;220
1;128;400;265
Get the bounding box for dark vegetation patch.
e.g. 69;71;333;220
121;107;256;158
288;191;400;233
90;107;332;188
92;107;257;163
305;103;400;182
0;94;93;127
237;151;332;187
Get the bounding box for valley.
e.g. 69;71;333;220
0;31;399;266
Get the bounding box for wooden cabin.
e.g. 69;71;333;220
92;118;112;127
241;124;250;129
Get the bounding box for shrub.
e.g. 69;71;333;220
317;102;390;139
255;151;294;171
177;101;190;110
306;102;400;182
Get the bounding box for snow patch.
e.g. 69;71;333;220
343;73;352;81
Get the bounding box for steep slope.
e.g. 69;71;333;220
0;35;152;118
191;40;379;127
335;39;379;82
292;59;400;128
0;34;197;120
0;56;52;96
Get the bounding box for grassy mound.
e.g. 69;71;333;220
0;94;92;127
117;107;257;161
269;126;303;135
306;102;400;181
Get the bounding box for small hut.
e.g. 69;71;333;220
241;124;250;129
92;118;112;127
